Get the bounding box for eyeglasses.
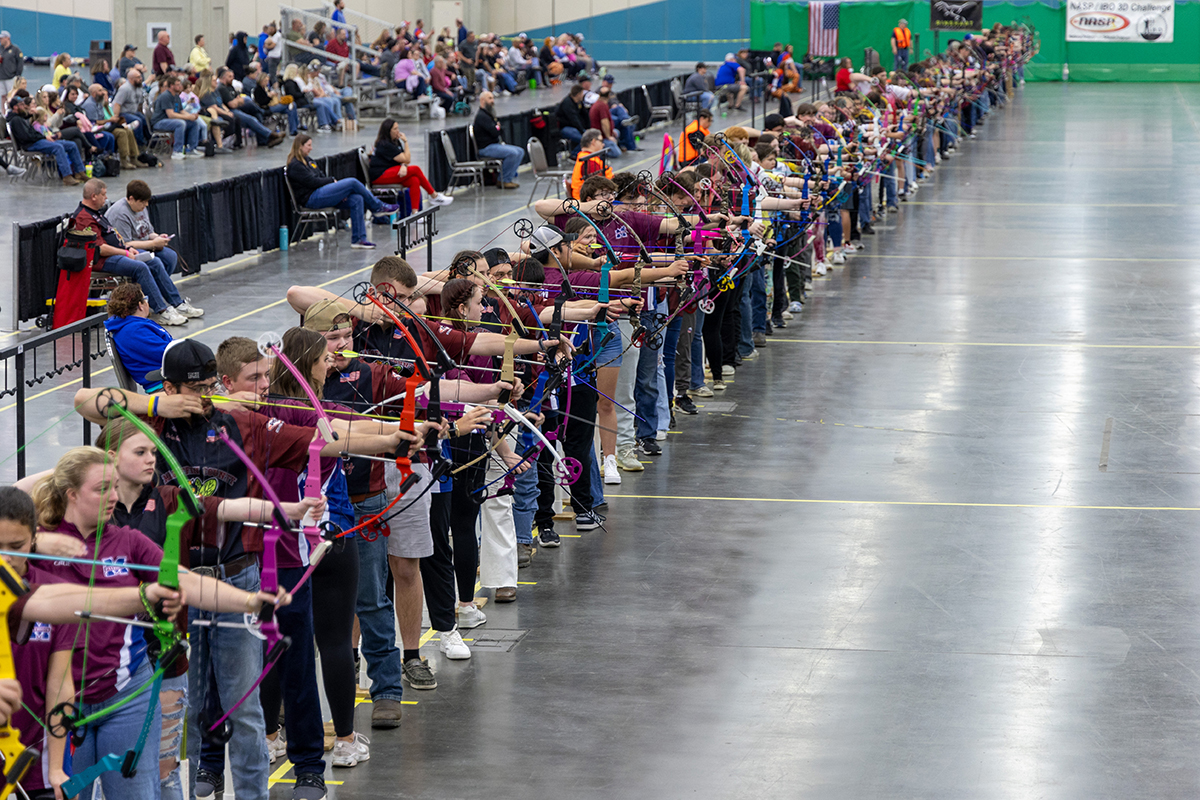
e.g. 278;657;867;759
183;380;220;394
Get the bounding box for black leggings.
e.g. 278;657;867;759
311;538;359;737
422;434;484;631
702;286;735;379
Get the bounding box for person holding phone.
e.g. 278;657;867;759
107;179;204;306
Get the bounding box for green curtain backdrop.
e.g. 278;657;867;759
750;1;1200;81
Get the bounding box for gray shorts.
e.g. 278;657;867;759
380;461;435;559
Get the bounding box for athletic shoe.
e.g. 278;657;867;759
781;310;794;320
318;125;333;132
537;525;561;547
637;436;662;456
655;429;667;440
331;732;370;767
721;364;736;377
171;151;186;160
5;164;25;176
429;193;455;205
688;385;714;398
713;380;726;391
861;223;876;235
575;510;604;531
455;603;486;629
676;395;699;415
741;350;759;362
402;657;438;689
152;307;188;327
351;240;377;249
787;301;804;314
753;332;767;347
195;768;224;800
175;299;204;317
292;772;326;800
813;262;828;275
377;203;401;215
830;252;845;265
439;627;471;659
617;447;644;471
603;454;622;485
267;733;287;763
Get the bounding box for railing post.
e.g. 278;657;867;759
8;221;19;333
81;326;92;446
15;347;25;479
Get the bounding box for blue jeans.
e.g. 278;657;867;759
71;660;161;800
27;137;83;176
124;111;149;145
153;117;205;152
339;87;358;121
690;310;706;388
633;310;660;439
612;106;637;150
857;183;872;227
589;446;604;506
353;493;406;703
160;674;187;800
750;265;767;334
187;564;269;800
232;109;272;144
306;178;387;243
882;163;897;208
274;565;325;777
313;96;341;124
662;314;683;402
270;103;299;134
496;70;517;93
827;210;843;247
101;253;183;313
601;138;621;160
512;461;537;545
738;280;755;358
560;126;582;148
88;130;116;153
479;142;524;183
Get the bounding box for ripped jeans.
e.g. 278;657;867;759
159;675;187;800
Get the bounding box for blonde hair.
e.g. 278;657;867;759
30;446;109;530
98;417;151;456
282;63;300;83
724;126;749;140
195;70;216;101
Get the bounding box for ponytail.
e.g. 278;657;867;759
30;446;108;530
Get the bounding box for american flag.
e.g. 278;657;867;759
809;1;840;57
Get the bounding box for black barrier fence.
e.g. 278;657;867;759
426;76;683;192
14;149;365;325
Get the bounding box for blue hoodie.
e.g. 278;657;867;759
104;315;172;390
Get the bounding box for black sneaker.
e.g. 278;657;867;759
537;526;561;548
771;317;786;329
195;769;224;800
861;223;876;235
637;437;662;456
402;657;438;690
293;772;326;800
676;395;699;415
575;511;605;531
593;500;608;512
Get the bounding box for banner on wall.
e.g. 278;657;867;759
1066;0;1174;42
930;1;983;31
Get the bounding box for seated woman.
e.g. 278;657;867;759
62;85;115;155
282;63;338;132
286;134;399;249
393;47;427;98
104;282;173;391
368;118;452;210
253;71;300;136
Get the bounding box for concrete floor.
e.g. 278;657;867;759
8;82;1200;798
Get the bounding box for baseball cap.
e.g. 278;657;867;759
602;74;615;84
123;43;138;51
529;224;575;253
303;299;352;332
483;248;511;268
146;339;218;384
725;52;736;61
0;31;10;39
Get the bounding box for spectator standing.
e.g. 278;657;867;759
5;94;84;184
683;63;715;110
265;24;283;79
71;179;196;325
0;31;23;111
457;19;468;44
151;74;206;158
152;30;175;76
332;0;347;25
473;90;522;189
226;32;253;80
117;44;143;78
189;35;211;72
892;20;912;71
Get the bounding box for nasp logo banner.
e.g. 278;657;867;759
1066;0;1173;42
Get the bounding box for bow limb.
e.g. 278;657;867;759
0;563;38;795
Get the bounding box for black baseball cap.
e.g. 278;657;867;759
123;43;138;52
146;339;218;384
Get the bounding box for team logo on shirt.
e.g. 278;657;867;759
339;371;361;383
188;476;219;497
30;622;51;642
266;418;284;432
101;557;130;577
144;498;156;512
611;225;629;240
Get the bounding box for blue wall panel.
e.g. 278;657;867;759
0;7;111;59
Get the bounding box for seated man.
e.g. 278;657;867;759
111;66;150;146
5;93;84;184
151;74;207;159
216;66;269;125
714;52;748;111
107;178;200;284
72;179;200;326
555;85;588;150
683;63;715;110
104;281;173;390
80;84;141;170
587;86;623;159
570;129;613;199
473;91;523;190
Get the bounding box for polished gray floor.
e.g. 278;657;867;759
10;82;1200;798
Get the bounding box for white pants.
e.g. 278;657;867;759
477;452;518;589
615;317;638;452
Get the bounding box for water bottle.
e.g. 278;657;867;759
279;226;288;251
1061;63;1069;82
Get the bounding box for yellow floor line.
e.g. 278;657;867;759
267;760;345;787
766;338;1200;350
603;493;1200;512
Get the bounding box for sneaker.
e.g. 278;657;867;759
439;627;471;660
741;349;759;362
292;772;327;800
753;332;767;347
171;151;186;160
575;510;605;531
781;310;794;320
655;429;668;440
616;447;644;471
721;364;736;377
603;454;622;485
152;307;188;327
842;244;856;254
351;240;377;249
537;525;561;548
6;164;25;176
195;768;224;800
861;223;876;235
772;317;786;329
787;301;804;314
830;252;845;265
713;380;727;391
637;437;662;456
517;542;532;567
429;193;455;206
676;395;699;415
402;657;438;689
267;732;287;763
814;262;828;276
455;602;487;629
318;125;333;132
332;732;370;767
377;203;401;215
688;385;714;398
175;299;204;318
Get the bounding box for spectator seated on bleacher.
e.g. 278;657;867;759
104;281;172;391
5;93;85;184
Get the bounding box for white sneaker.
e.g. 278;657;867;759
781;310;794;320
152;307;188;326
267;733;287;763
603;454;622;485
787;301;804;313
6;164;25;176
721;364;736;377
331;732;370;767
830;252;845;265
439;627;471;660
688;384;714;398
171;151;186;160
429;193;454;206
455;602;486;629
174;299;204;318
813;262;828;276
655;429;668;440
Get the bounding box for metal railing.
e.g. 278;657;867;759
317;3;396;51
393;206;439;271
279;5;372;76
1;313;108;479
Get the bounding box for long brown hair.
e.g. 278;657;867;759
269;327;328;400
287;133;312;163
441;278;480;330
31;446;108;530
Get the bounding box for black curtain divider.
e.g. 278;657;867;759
16;217;66;321
425;73;685;193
